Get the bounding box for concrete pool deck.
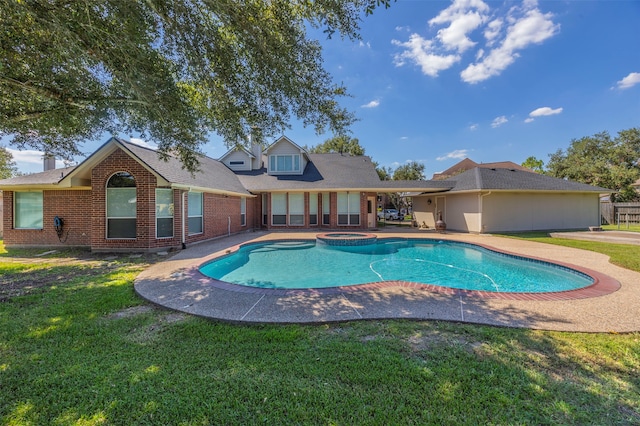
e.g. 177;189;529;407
134;230;640;332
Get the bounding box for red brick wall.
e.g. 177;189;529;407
2;190;92;247
91;149;163;251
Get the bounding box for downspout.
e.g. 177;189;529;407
228;216;231;236
181;191;187;249
479;191;492;233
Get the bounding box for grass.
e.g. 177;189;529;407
602;223;640;232
501;231;640;272
1;241;639;425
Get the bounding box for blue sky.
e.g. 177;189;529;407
5;0;640;177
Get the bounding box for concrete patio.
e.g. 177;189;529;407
134;230;640;332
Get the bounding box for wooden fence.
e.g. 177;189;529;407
601;202;640;225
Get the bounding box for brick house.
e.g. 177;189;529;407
0;136;610;251
0;137;408;251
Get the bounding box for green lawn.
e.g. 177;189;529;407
1;240;639;425
602;223;640;232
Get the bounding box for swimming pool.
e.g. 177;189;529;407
198;238;594;293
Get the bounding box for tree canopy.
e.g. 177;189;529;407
392;161;425;180
307;136;365;156
521;156;544;173
0;0;391;172
0;147;18;179
546;128;640;202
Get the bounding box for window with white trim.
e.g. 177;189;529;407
188;192;203;235
156;188;174;238
288;193;304;225
309;192;318;226
14;191;43;229
107;172;136;238
262;193;267;225
337;192;360;225
268;154;300;173
271;193;286;225
322;192;330;225
240;197;246;226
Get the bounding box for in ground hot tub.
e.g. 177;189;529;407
316;232;378;246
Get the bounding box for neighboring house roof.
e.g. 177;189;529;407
433;158;533;180
442;167;610;193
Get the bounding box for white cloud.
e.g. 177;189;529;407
529;106;563;117
525;106;562;122
393;0;558;84
6;148;44;165
392;34;460;77
491;115;508;128
393;0;489;76
469;123;479;131
129;138;157;149
358;41;371;49
429;0;489;53
436;149;469;161
400;136;409;140
6;148;71;173
615;72;640;90
461;5;559;84
484;18;503;46
361;99;380;108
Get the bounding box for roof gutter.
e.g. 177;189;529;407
170;184;256;198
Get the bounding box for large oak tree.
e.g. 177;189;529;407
1;0;390;172
546;128;640;201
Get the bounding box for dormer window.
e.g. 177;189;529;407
269;154;300;173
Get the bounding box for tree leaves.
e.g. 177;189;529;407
1;0;392;172
546;128;640;202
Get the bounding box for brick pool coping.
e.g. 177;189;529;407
192;237;620;301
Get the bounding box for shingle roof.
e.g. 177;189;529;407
432;158;533;180
0;138;251;196
235;153;380;191
117;139;251;195
0;166;76;187
446;167;611;192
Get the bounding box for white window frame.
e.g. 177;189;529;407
288;193;304;226
14;191;43;229
155;188;174;239
337;192;360;226
268;154;301;173
322;192;330;225
262;193;268;225
309;192;318;226
106;172;137;239
240;197;246;227
271;193;287;226
188;192;203;235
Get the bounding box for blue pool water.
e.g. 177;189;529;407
199;239;593;292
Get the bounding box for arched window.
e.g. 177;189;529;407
106;172;136;238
